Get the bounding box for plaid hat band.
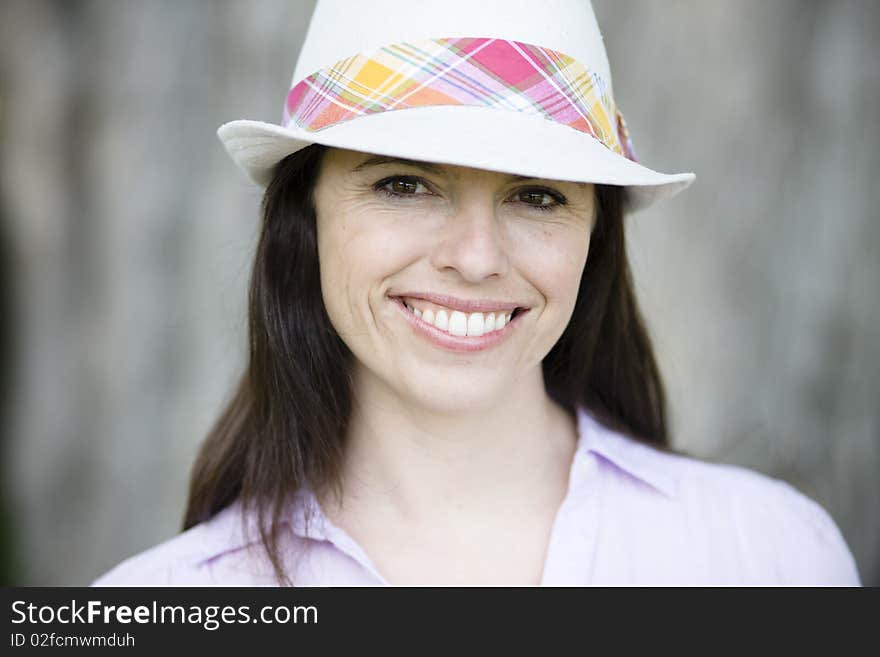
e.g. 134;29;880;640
283;37;639;163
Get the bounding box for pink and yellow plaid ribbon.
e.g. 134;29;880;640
283;37;638;162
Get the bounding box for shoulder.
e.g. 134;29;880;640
686;461;860;585
90;502;268;586
581;412;861;585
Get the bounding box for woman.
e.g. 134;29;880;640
93;0;860;585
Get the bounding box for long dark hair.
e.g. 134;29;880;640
183;143;670;584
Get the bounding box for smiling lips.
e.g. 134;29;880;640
401;298;514;337
390;294;528;352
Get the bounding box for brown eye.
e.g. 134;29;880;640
514;187;566;211
375;175;430;198
518;190;553;206
390;178;419;194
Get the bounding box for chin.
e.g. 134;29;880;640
399;376;512;415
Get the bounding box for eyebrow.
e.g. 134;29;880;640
352;155;444;175
351;155;537;183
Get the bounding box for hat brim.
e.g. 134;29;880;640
217;105;694;212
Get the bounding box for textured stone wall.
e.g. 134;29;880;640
1;0;876;585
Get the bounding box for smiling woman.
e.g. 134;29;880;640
316;149;595;372
92;0;860;586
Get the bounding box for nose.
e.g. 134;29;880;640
429;196;510;283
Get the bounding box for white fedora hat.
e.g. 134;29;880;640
217;0;695;212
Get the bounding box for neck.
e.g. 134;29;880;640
319;362;579;527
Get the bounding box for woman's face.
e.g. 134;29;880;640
313;148;596;413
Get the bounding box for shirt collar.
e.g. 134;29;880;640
192;492;335;568
575;407;679;499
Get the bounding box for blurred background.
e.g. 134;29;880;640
0;0;877;585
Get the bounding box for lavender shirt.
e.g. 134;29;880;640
92;408;861;586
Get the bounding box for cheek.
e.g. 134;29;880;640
316;214;362;336
507;224;589;364
316;202;425;334
513;223;590;308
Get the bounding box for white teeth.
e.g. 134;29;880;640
466;312;484;337
448;310;467;336
403;298;520;337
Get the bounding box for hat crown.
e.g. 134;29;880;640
217;0;694;212
292;0;613;95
